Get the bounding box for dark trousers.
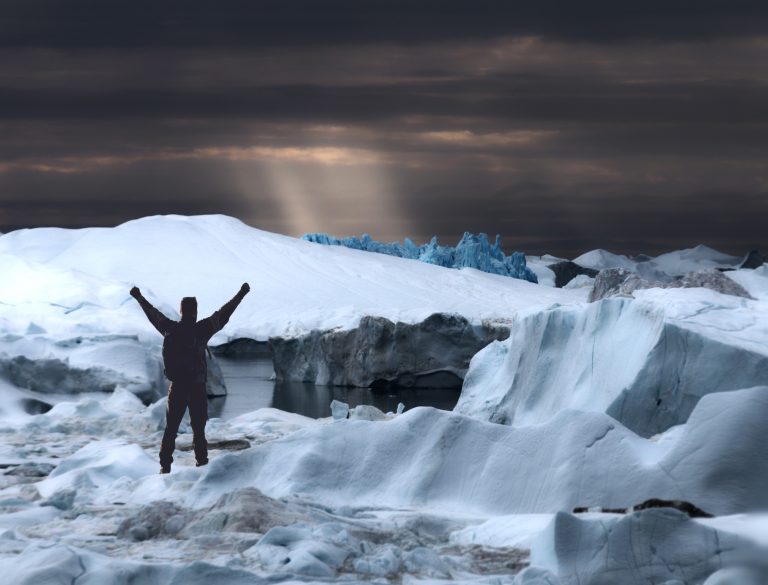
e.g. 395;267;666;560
159;381;208;468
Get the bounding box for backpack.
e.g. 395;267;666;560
162;323;205;382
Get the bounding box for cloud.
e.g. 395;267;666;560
2;1;767;49
1;10;767;256
0;145;384;174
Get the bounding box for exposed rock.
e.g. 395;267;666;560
633;498;713;518
177;438;251;452
573;498;713;518
589;268;754;302
20;397;52;414
547;261;599;288
269;313;510;388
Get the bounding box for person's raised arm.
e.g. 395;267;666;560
130;286;175;335
198;283;250;340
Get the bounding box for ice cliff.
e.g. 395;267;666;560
456;286;768;436
269;313;510;388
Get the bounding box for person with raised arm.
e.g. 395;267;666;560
130;283;250;474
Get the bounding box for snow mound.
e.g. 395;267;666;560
37;439;158;505
572;249;637;271
574;244;741;277
651;244;742;275
456;294;768;436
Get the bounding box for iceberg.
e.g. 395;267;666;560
303;231;539;283
0;215;581;400
457;288;768;436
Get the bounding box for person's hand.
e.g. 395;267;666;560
240;282;250;295
130;286;141;299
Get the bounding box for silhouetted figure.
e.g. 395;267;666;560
130;283;250;474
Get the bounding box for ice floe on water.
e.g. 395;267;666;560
1;216;767;583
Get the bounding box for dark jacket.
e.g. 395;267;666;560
135;289;246;383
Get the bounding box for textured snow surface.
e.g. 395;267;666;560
0;389;532;583
1;386;766;583
186;386;768;516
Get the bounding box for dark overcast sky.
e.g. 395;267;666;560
1;1;767;257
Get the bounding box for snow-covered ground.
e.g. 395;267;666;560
0;215;767;583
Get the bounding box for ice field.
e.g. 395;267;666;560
0;215;766;584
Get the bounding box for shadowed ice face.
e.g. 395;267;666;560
180;297;197;322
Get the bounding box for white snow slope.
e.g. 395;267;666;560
0;214;581;343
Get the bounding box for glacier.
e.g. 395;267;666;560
303;231;539;283
0;215;767;583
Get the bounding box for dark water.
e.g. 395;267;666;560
208;355;462;420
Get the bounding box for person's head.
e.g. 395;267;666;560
180;297;197;322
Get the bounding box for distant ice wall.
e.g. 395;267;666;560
303;231;539;283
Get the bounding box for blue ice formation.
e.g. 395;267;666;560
302;232;538;283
